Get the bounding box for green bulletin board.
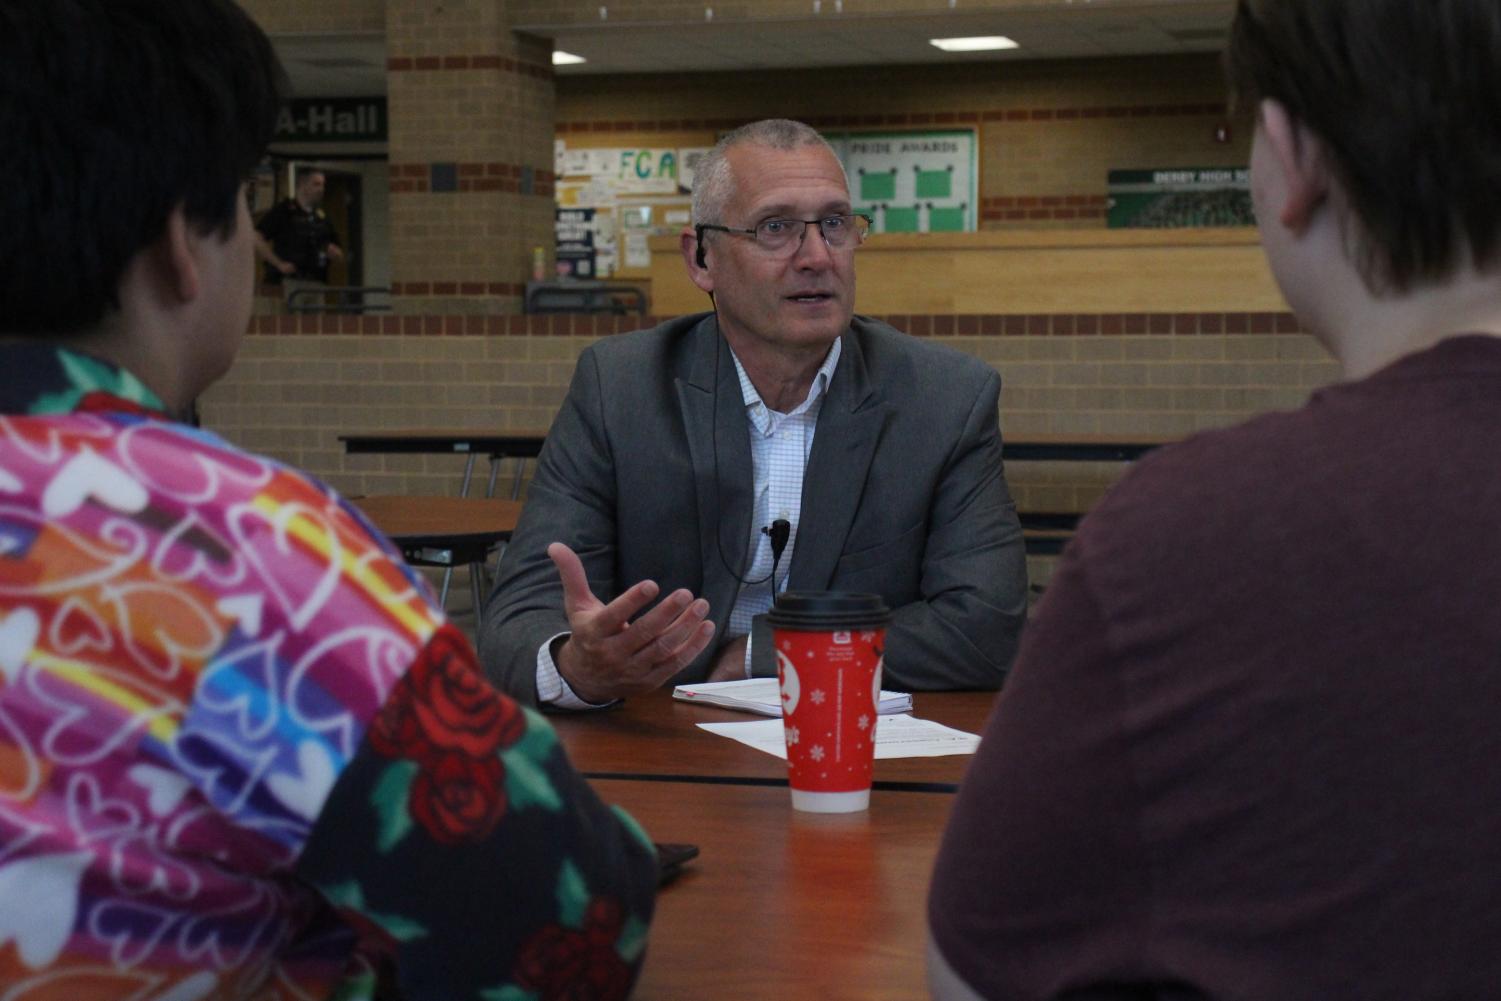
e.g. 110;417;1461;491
828;130;977;234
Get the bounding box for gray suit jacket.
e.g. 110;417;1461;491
478;313;1027;706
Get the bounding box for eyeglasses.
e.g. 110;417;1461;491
695;213;872;257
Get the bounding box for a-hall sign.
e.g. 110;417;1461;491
274;98;387;144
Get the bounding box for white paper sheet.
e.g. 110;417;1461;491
673;678;912;717
624;233;651;268
696;714;980;760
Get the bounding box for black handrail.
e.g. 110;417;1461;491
523;280;647;316
285;285;393;314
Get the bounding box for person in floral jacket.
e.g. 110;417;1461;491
0;1;656;997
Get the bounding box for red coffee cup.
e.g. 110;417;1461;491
767;592;891;813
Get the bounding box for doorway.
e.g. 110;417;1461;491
320;169;362;287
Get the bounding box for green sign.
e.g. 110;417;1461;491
274;98;387;143
830;130;977;235
1107;167;1253;228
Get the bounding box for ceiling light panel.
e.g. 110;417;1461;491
929;35;1019;52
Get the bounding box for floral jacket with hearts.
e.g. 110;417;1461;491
0;344;656;999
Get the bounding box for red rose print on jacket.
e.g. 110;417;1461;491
368;625;530;844
513;899;633;1001
411;749;507;844
410;628;524;759
371;625;524;765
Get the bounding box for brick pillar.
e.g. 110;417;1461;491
386;0;555;314
239;0;384;34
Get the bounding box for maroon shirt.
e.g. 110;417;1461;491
931;335;1501;1000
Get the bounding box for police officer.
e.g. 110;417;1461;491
254;168;343;283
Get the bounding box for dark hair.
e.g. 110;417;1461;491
0;0;285;335
1226;0;1501;293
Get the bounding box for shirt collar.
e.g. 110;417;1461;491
730;337;842;425
0;343;169;419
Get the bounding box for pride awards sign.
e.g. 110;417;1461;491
828;129;977;235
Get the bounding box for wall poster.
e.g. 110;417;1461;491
826;129;977;234
555;207;600;279
1107;168;1254;228
554;143;694;276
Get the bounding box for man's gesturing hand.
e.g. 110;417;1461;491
548;542;715;704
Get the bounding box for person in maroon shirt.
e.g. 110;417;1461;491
929;1;1501;999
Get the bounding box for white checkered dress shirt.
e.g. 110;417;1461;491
723;339;842;673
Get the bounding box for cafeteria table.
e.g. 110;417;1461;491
1000;432;1171;463
352;495;522;625
338;429;1170;481
338;428;548;499
1004;433;1175;554
341;429;546;602
551;687;996;789
544;687;1001;998
598;778;956;1001
338;428;1170;560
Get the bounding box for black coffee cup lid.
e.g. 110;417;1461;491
767;591;890;629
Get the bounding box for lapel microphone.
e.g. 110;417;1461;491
764;518;791;602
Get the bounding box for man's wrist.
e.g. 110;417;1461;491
552;636;617;707
536;633;614;710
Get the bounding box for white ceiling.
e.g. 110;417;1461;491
528;2;1235;75
271;1;1234;97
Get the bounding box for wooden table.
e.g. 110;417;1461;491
341;430;545;601
601;778;956;1001
352;495;522;623
544;688;999;998
1005;434;1177;554
338;428;548;499
552;687;995;790
341;426;1171;590
337;429;1169;481
1001;433;1173;463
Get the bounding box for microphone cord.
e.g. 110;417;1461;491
707;307;792;595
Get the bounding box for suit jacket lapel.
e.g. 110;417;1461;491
676;316;754;620
790;332;889;590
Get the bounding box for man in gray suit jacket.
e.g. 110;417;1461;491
480;119;1027;708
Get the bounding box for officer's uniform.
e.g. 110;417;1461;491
255;198;340;283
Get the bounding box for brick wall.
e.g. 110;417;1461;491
386;2;557;313
511;0;1112;25
557;54;1246;230
237;0;384;33
201;316;1333;595
202;315;1335;509
205;327;578;498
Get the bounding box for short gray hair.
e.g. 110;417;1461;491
690;119;847;226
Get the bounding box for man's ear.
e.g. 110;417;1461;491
155;204;202;304
681;227;714;294
1259;98;1329;235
